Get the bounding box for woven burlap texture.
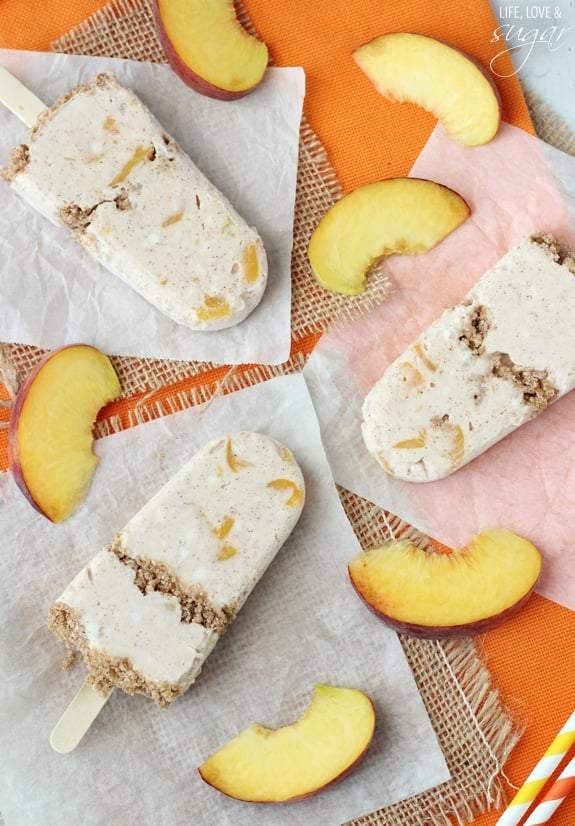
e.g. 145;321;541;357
7;0;567;823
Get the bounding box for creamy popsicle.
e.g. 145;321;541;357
362;233;575;481
48;432;305;708
1;72;267;331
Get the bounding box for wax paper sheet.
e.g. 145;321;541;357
304;123;575;612
0;374;449;826
0;50;304;365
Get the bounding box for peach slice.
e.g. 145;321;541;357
348;529;542;638
353;33;501;147
308;177;469;295
152;0;269;100
198;684;376;802
8;345;121;523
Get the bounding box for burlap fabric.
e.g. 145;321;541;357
8;1;575;822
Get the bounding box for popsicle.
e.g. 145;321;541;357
362;233;575;481
48;432;305;710
0;70;267;331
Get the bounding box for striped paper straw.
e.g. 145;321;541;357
495;711;575;826
523;755;575;824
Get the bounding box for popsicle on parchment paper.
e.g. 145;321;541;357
0;68;268;331
48;432;305;751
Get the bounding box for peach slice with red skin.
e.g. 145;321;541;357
8;344;121;523
348;529;542;638
198;684;376;802
308;177;470;295
353;32;501;147
152;0;269;100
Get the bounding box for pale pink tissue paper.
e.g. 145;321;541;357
305;122;575;611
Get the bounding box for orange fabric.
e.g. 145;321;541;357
1;4;574;826
0;0;108;51
471;593;575;826
251;1;534;191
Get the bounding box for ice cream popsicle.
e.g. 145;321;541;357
48;432;305;709
362;233;575;481
0;71;267;331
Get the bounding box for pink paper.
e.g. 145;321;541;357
305;122;575;610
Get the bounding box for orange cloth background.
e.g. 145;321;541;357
0;1;574;824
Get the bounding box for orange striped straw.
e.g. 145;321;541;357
522;754;575;824
495;711;575;826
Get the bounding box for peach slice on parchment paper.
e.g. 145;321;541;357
308;177;470;295
198;684;376;802
8;344;121;523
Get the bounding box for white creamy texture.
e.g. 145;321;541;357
117;431;305;612
9;72;267;331
362;237;575;482
57;550;218;687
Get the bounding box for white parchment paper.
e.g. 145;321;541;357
0;50;304;365
0;374;449;826
304;123;575;611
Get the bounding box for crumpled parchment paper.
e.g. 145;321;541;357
304;122;575;611
0;50;304;365
0;373;449;826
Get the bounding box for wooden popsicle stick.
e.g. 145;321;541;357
50;680;113;754
0;66;46;127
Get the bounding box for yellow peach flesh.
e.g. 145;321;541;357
196;295;231;322
354;33;501;146
348;530;541;634
10;345;121;522
156;0;268;94
267;478;304;507
308;178;469;295
109;144;154;186
243;243;260;283
198;685;375;802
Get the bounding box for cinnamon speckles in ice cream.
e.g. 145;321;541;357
47;432;305;708
362;233;575;481
1;72;268;331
